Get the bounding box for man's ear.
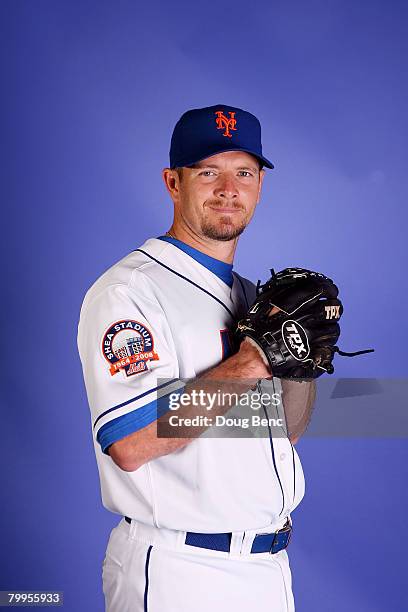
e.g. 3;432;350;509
162;168;181;200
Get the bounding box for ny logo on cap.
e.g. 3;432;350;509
215;110;237;138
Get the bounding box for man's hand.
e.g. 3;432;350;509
208;337;271;380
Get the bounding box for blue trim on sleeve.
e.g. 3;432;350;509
96;386;185;455
157;235;234;288
93;378;178;430
97;398;157;454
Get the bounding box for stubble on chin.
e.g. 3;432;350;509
200;216;248;242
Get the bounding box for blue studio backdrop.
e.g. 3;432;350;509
1;1;407;610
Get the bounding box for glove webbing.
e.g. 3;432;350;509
256;273;375;360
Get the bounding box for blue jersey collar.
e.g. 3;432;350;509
157;236;234;288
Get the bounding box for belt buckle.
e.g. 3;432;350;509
270;519;292;554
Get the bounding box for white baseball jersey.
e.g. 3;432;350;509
77;237;305;533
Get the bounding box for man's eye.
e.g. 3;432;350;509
199;171;216;176
238;171;252;177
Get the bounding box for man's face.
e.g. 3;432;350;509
171;151;265;242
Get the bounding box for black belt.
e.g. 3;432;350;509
124;516;292;554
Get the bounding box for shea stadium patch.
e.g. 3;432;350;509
102;320;159;377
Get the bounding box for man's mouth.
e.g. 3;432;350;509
207;205;244;213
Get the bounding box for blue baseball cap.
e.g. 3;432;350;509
169;104;274;170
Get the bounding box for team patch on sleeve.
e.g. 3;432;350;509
102;320;160;377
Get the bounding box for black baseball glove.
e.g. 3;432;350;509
235;267;373;380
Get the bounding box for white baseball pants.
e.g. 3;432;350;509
102;517;296;612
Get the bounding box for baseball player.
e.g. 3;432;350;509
77;104;318;612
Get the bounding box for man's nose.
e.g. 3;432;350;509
214;174;239;199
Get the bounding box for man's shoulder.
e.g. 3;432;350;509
79;238;167;315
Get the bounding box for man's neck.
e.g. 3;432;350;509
166;225;237;264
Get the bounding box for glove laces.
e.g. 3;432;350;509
333;347;375;357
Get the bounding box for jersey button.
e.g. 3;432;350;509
280;453;286;461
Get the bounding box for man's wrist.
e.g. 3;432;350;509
236;338;271;379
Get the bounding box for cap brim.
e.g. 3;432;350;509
173;146;274;170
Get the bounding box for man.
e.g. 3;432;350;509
77;104;315;611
